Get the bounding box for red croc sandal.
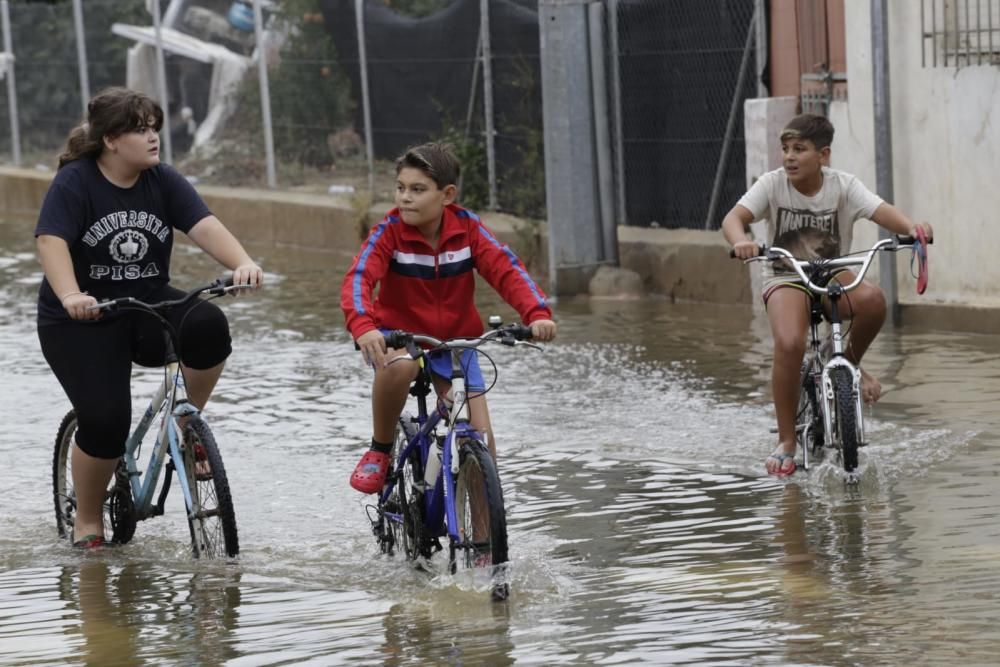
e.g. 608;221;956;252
350;450;390;494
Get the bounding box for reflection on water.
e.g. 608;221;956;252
2;218;1000;664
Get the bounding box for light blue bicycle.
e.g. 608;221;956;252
52;279;241;558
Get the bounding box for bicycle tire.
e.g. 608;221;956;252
381;416;417;557
796;367;825;462
831;367;861;473
52;410;136;544
182;416;239;558
451;438;509;600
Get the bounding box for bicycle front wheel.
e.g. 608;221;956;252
52;410;135;545
831;367;861;474
182;417;239;558
451;439;509;599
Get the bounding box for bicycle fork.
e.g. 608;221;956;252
819;288;866;453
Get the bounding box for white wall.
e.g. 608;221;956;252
834;0;1000;307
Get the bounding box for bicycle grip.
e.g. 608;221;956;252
383;330;413;350
896;234;933;245
507;324;533;340
729;243;766;258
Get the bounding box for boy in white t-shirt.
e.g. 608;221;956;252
721;114;933;477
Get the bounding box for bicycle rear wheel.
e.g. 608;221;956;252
52;410;135;545
380;416;415;556
831;367;861;474
451;439;509;600
795;367;825;468
182;417;239;558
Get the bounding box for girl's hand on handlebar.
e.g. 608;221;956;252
62;293;101;321
357;329;387;368
230;263;264;294
530;318;557;342
731;240;760;260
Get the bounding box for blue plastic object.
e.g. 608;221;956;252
227;1;254;32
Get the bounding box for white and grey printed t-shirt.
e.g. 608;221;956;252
737;166;883;280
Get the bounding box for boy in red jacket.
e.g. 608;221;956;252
341;142;557;493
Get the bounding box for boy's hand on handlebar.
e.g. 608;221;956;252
357;329;387;368
731;241;760;260
230;263;264;295
530;318;557;342
62;293;101;321
912;222;933;242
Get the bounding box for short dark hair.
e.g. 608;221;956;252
780;113;834;149
395;142;460;189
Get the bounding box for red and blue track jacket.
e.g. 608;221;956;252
341;204;552;341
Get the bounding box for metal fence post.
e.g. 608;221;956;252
252;0;276;188
588;1;616;264
72;0;90;114
355;0;375;195
703;1;757;230
754;0;768;97
151;0;172;164
479;0;498;210
609;0;626;227
872;0;898;324
539;0;605;295
0;0;19;166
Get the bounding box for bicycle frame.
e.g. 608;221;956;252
379;348;485;544
799;292;864;470
121;357;200;523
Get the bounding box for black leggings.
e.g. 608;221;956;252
38;285;232;459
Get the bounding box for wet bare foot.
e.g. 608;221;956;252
765;444;797;476
860;368;881;404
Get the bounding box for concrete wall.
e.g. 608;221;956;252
834;0;1000;308
1;166;746;306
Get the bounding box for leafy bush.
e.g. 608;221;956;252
219;0;355;169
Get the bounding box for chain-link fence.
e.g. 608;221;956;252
0;0;759;230
609;0;757;229
0;0;147;167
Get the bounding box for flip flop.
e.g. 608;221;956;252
72;534;106;549
766;453;797;477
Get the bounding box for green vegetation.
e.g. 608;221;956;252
382;0;454;19
222;0;355;168
0;0;148;164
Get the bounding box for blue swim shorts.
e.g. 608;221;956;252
380;329;486;392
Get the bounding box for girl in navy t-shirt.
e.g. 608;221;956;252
35;87;263;549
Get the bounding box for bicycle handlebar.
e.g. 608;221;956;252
730;235;932;296
383;322;534;353
87;276;238;313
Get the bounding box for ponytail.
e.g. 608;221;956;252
57;123;102;169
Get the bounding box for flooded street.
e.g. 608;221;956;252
1;215;999;665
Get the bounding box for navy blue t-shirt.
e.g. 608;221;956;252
35;158;211;325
